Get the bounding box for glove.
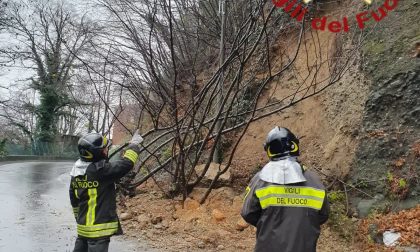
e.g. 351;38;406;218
129;129;144;145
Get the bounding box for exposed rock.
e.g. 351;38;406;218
189;188;208;201
151;215;163;225
136;214;149;229
145;231;154;238
352;0;420;204
197;241;206;249
357;199;377;218
355;194;419;217
352;71;420;199
211;209;226;221
202;233;217;244
235;218;249;231
207;187;236;209
394;199;419;211
184;198;200;210
195;163;232;184
120;212;132;221
161;220;169;229
154;224;163;230
188;216;200;223
235;244;248;250
368;224;384;244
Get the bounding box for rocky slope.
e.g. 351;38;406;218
351;0;420;212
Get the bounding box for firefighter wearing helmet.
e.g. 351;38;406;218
241;127;329;252
70;130;143;252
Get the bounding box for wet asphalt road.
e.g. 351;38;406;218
0;161;155;252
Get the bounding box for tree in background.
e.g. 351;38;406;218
0;0;96;142
0;139;7;157
0;0;7;27
0;0;9;102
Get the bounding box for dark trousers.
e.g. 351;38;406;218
73;237;110;252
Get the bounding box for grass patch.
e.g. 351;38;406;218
327;191;357;241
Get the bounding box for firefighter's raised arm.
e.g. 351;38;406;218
99;130;144;180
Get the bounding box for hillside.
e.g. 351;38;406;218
232;0;420;216
119;0;420;251
352;0;420;208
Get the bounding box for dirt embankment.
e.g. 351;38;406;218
231;23;369;187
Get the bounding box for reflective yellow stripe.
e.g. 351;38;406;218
290;141;299;153
81;150;93;159
77;227;118;238
255;185;325;210
86;188;97;226
102;136;108;147
267;146;276;158
256;185;325;199
73;207;79;219
77;222;118;232
73;207;79;216
123;149;138;163
259;196;324;210
74;189;79;199
244;186;251;201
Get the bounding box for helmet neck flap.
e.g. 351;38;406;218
259;157;306;184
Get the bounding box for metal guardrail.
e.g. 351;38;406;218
0;155;77;161
3;141;78;160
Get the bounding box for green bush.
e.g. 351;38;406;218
0;139;8;158
327;191;356;241
161;146;173;162
327;191;345;203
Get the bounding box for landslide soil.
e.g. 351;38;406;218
119;184;359;252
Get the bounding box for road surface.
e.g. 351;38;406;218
0;161;155;252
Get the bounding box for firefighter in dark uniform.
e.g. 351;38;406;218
69;130;143;252
241;127;329;252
